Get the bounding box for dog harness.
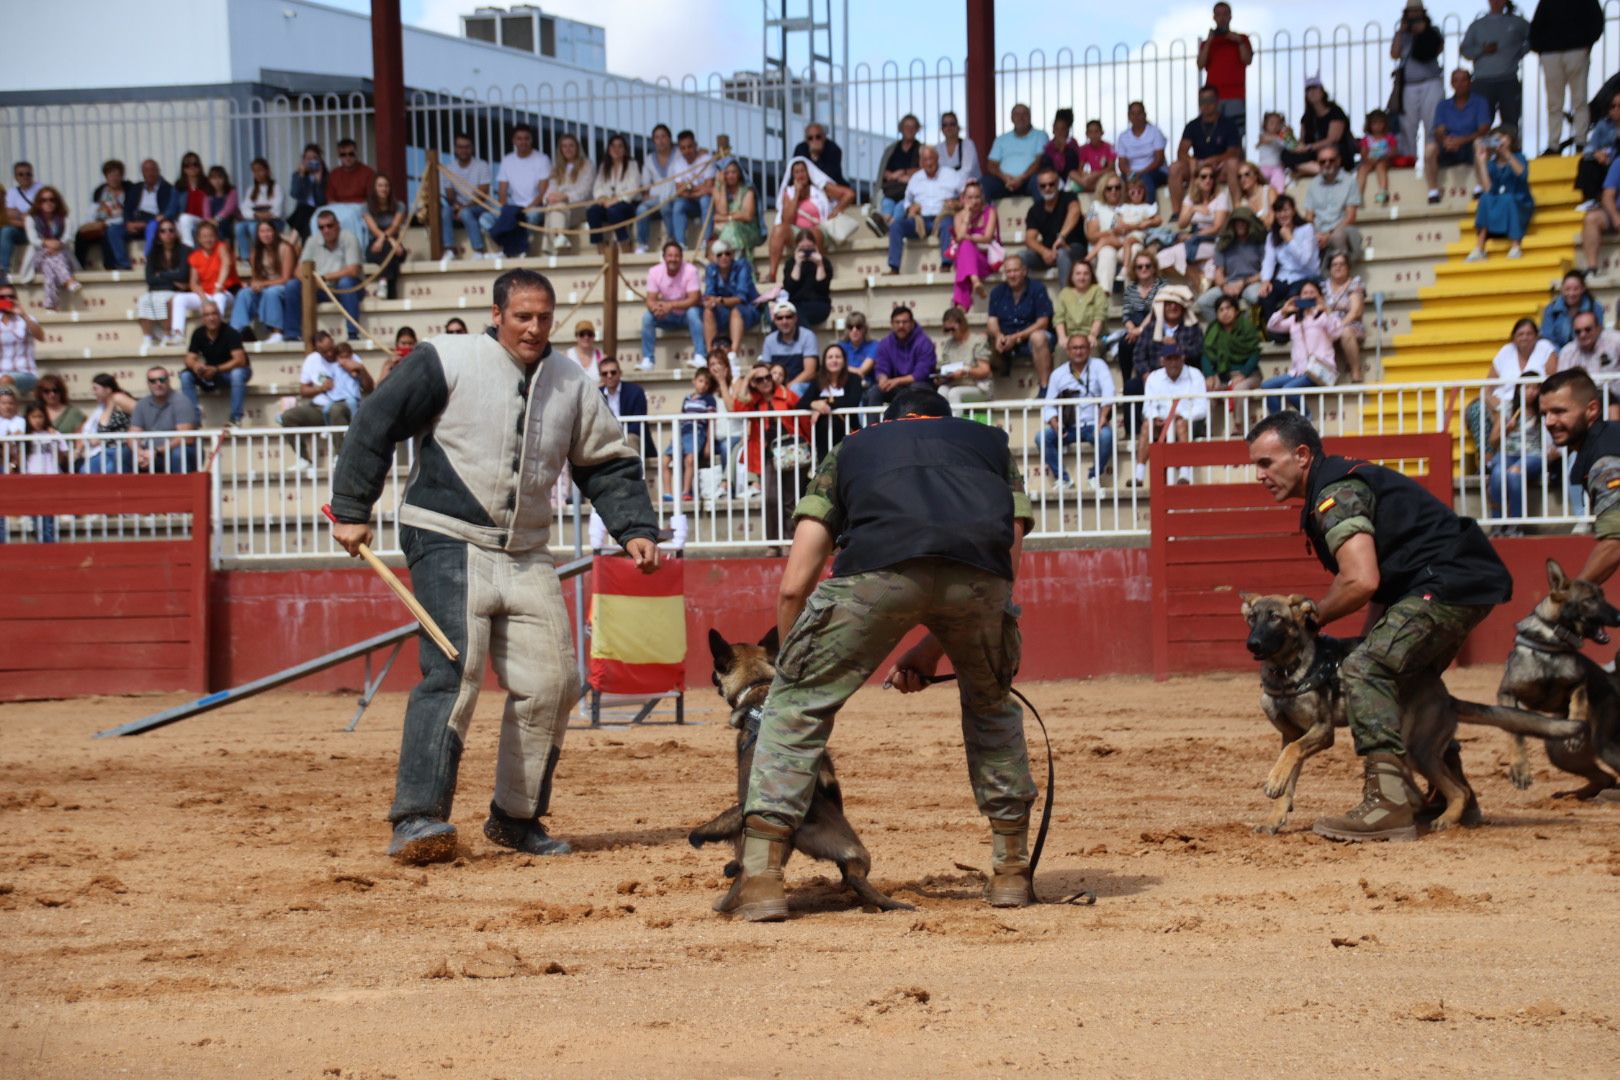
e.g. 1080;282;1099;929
1512;614;1587;655
731;678;774;752
1261;643;1349;700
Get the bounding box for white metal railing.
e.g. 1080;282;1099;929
6;8;1617;236
0;378;1599;564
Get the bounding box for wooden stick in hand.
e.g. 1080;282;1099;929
322;505;459;662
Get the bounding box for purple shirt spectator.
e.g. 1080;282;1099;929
873;326;938;382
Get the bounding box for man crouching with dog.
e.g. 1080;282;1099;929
722;384;1039;922
1247;412;1513;841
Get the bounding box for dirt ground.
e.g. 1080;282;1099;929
2;667;1618;1078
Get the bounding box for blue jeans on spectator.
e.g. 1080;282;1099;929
587;201;637;245
635;198;676;250
80;443;134;474
137;441;199;474
880;195;907;221
0;225;24;277
670;195;712;249
479;205;541;257
980;173;1043;201
641;307;706;362
887;213;957;270
83;218;135;271
282;275;360;342
1488;453;1543;519
440;201;487;253
1038;422;1114;483
180;364;253;424
1134;166;1171;202
230;284;288;337
1261;372;1314;415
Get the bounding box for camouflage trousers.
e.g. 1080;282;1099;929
1341;594;1492;756
745;559;1036;830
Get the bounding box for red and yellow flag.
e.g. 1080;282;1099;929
588;556;686;694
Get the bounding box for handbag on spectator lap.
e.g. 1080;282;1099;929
771;435;812;472
821;212;859;245
1303;353;1339;387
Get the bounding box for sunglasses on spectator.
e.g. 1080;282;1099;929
339;151;356;159
751;377;771;386
1038;181;1058;191
775;314;794;321
40;386;60;395
807;134;825;142
148;376;170;384
577;330;595;338
942;119;959;127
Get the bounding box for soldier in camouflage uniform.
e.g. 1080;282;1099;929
1541;368;1620;584
1247;412;1512;841
721;385;1039;922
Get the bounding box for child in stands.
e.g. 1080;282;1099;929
1254;112;1293;193
1357;110;1398;205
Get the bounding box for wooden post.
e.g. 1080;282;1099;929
370;0;407;196
965;0;996;177
603;240;619;362
425;149;443;261
299;263;317;345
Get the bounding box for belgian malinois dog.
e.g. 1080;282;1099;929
1496;559;1620;799
688;628;914;914
1241;593;1585;834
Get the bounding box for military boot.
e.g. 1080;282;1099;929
1313;752;1420;842
715;815;791;922
986;815;1036;907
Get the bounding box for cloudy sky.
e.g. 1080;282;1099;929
328;1;1490;84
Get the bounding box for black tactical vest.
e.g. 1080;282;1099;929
1569;418;1620;489
830;416;1016;580
1302;455;1512;607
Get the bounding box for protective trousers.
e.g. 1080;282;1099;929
1340;594;1491;757
388;526;578;824
745;559;1037;829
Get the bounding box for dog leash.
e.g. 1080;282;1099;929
905;673;1095;906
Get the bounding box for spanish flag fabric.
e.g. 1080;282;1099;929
588;555;687;695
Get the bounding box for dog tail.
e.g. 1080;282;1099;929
1450;697;1585;738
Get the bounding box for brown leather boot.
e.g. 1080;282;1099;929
715;815;791;922
986;815;1036;907
1313;752;1420;842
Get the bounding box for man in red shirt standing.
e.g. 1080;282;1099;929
1199;3;1255;143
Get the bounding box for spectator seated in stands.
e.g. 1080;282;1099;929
1301;147;1362;269
596;357;652;458
137;221;190;346
0;280;43;398
1257;194;1319;326
167;220;237;345
1083;175;1131;293
439;133;491;257
443;317;467;334
1137;343;1209;486
1467;126;1533;261
1559;309;1620;382
1201;294;1263;393
280;331;373;441
0;387;20;442
566;320;604;380
1156;162;1230;292
1115;102;1171;200
1279;77;1358;179
542;133;592;254
1168;86;1243;215
935;304;994;406
795;343;866;450
1542;270;1602;349
949;180;999;311
482;124;550;258
378;326;417;383
1356;109;1399;205
1262;280;1342;414
156;152;206;250
1425;69;1493;204
641;239;705;372
287;143;328;240
1234;160;1276;228
1022;166;1086;285
729;360;798;502
659;367;721;502
701;239;760;357
1039;332;1116;493
231;219;296;344
709;158;760;258
766;157;853;282
181;166;239;257
18;402;67;540
236;157;287;255
78;373;138;474
179;300;251;426
983;103;1047;201
1254;111;1293;193
1;161;41;280
987;254;1056;391
1129;283;1203;400
870;113;924;232
586;133;640;256
33;373;83;441
794;122;849;187
1041;108;1083;192
1195;206;1265;323
1323;251;1369;382
129;365;200;473
862;304;937;407
1114;254;1165;377
1467;318;1553;531
885;144;962;273
840;311;878;383
362;173;408;300
1115;175;1165;279
761;301;819;394
286;210;362;343
781;230;834;327
1576;94;1620;210
668;129;717;250
21;186;81;312
1074;119;1117;193
936;111;981;182
321;138;375;242
1054;260;1109;355
74;159;139;271
636;124;679;254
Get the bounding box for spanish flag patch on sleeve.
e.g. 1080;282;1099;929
1316;496;1337;513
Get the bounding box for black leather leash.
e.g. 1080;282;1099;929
908;673;1095;906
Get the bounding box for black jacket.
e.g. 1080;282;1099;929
1530;0;1604;53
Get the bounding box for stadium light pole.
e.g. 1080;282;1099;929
372;0;407;195
965;0;994;174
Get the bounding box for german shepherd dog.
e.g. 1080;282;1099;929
688;628;914;914
1241;594;1585;834
1496;559;1620;799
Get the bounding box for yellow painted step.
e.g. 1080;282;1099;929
1421;269;1571;299
1397;321;1545;348
1409;296;1547;322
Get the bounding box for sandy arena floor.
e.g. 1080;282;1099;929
1;668;1617;1078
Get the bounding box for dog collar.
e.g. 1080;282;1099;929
1513;615;1587;654
1261;646;1345;699
737;702;767;752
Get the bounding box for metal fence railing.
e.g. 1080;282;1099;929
0;377;1599;564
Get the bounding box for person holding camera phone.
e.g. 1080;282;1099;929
0;282;43;399
1198;3;1254;143
1468;125;1533;261
1262;279;1342;415
1391;3;1446;160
